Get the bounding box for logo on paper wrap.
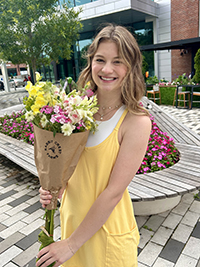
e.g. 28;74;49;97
44;140;62;159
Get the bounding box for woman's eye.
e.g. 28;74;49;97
96;59;104;62
114;60;122;64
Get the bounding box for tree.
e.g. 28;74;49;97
0;0;82;82
194;48;200;83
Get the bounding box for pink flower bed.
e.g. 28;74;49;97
0;111;34;145
137;115;180;174
0;111;180;174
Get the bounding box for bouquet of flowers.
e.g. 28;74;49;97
23;72;98;266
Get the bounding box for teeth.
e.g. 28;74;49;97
101;77;114;81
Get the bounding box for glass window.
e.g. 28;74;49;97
7;68;17;77
77;39;92;71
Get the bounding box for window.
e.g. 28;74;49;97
58;0;98;7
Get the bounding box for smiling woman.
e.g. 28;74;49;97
37;24;151;267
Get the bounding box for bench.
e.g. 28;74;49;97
0;96;199;216
130;97;200;215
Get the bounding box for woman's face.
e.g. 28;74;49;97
91;41;127;94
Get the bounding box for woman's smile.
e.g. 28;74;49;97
99;76;117;81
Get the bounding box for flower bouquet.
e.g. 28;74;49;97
23;72;98;265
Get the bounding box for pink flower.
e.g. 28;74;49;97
85;89;94;97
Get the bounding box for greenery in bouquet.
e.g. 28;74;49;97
23;72;99;137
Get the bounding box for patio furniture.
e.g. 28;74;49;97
146;84;161;104
173;86;191;108
191;90;200;109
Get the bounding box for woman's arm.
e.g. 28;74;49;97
36;114;151;267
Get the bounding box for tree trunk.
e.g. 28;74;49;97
31;59;37;84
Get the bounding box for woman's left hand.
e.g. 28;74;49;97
36;239;74;267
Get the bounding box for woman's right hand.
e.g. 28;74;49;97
39;187;65;208
39;187;52;208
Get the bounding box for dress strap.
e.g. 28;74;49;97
115;109;128;131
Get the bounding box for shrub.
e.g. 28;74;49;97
194;48;200;83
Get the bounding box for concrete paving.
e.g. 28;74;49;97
0;93;200;267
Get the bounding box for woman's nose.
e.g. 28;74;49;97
102;62;113;73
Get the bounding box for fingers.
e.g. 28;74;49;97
58;187;65;199
39;187;52;208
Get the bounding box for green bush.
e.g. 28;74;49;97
159;87;176;105
194;48;200;83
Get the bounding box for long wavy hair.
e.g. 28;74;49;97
77;24;148;115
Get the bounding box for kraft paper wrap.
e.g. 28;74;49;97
33;125;89;210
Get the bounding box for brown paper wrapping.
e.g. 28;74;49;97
33;125;89;210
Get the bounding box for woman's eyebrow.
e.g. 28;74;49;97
94;54;104;58
94;54;121;59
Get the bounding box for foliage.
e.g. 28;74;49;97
142;55;149;77
194;48;200;83
0;0;82;82
160;78;169;83
159;86;176;106
137;115;180;174
171;73;190;85
146;75;159;85
79;43;91;72
23;72;98;136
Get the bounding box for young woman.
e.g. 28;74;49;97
37;24;151;267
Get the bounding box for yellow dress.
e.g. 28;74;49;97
60;109;140;267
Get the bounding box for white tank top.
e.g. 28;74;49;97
86;105;126;147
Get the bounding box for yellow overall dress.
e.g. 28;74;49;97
60;109;140;267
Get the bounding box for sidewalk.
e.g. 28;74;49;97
0;94;200;266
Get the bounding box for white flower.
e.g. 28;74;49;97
61;123;75;136
77;109;87;118
68;95;82;106
41;114;48;128
25;111;35;122
68;110;81;124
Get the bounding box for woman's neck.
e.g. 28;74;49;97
96;90;122;108
95;90;123;121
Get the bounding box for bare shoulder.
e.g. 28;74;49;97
119;111;151;144
123;112;151;133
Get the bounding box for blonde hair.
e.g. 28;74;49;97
78;24;148;115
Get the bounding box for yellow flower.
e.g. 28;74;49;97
31;104;40;114
36;72;42;82
25;81;32;91
35;96;48;107
29;86;38;96
85;120;92;130
86;81;90;87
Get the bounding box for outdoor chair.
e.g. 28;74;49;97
146;84;161;104
173;86;191;108
191;91;200;109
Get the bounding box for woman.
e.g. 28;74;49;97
37;24;151;267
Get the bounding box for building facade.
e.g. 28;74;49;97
0;62;28;78
62;0;200;83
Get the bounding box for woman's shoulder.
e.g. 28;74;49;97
126;110;151;125
122;111;151;136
